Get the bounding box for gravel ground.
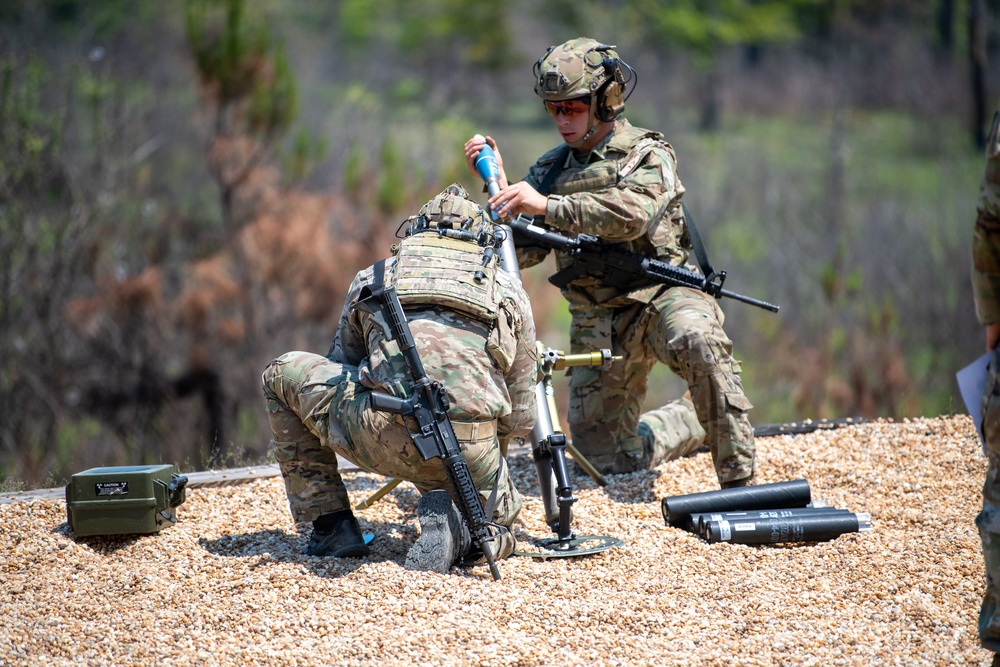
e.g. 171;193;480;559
0;415;993;666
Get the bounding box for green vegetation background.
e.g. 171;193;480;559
1;0;995;489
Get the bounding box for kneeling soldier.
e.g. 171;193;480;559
262;184;538;572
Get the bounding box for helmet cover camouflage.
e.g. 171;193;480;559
533;37;629;121
413;183;491;236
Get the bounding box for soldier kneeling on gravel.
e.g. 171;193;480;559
262;184;538;573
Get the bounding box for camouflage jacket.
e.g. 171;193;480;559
518;118;693;307
974;102;1000;325
328;258;538;440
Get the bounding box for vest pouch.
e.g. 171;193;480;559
486;301;518;373
393;233;501;322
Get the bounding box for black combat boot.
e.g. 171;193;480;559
304;509;370;558
404;490;470;573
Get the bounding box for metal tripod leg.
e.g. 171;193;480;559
516;344;623;557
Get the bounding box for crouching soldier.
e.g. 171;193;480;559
262;184;538;573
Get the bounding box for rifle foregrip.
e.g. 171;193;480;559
444;452;501;580
444;453;490;526
645;262;707;290
384;291;416;350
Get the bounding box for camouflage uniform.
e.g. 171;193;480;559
973;101;1000;653
262;188;538;562
518;117;754;484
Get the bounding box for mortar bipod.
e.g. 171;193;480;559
524;343;624;557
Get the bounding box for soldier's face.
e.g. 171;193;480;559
544;99;592;144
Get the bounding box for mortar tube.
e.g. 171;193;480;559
495;223;521;282
531;382;560;528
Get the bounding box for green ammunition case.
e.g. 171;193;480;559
65;464;188;537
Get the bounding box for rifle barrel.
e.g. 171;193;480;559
717;287;780;313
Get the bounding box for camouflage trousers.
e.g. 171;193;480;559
261;351;522;560
978;348;1000;652
567;286;755;485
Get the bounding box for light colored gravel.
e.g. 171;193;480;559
0;416;993;666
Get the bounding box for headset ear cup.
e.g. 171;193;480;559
597;80;624;121
595;55;626;121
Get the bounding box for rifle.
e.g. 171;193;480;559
355;277;503;581
508;217;780;313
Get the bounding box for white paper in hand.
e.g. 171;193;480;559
957;351;992;454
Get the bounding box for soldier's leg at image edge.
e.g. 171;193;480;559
978;349;1000;654
261;351;368;557
648;287;755;487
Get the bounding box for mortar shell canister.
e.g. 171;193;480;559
704;511;872;545
661;479;812;527
690;507;852;538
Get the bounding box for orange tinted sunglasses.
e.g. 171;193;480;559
544;100;590;117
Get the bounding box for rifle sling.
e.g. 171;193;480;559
535;145;570;197
681;203;716;279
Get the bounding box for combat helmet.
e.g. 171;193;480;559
533;37;635;124
406;183;492;239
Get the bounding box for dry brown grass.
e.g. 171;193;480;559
0;416;992;666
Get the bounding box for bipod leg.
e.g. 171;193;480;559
532;442;560;530
355;477;402;511
516;343;623;559
565;441;608;487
